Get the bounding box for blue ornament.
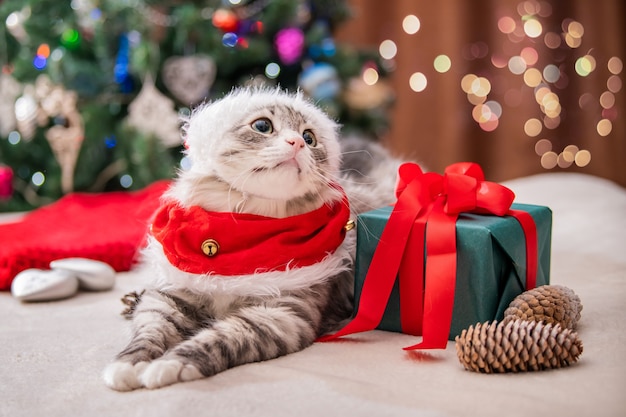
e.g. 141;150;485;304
114;34;133;92
222;32;238;48
298;63;341;101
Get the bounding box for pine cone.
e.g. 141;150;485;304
455;319;583;373
503;285;582;330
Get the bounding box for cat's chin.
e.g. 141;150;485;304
276;158;301;173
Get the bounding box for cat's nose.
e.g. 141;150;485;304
286;137;305;149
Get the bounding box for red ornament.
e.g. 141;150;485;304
212;9;239;33
0;165;13;200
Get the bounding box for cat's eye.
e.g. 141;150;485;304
251;118;273;134
302;130;317;147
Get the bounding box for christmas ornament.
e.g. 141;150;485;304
298;62;341;101
455;319;583;373
0;74;21;137
0;165;14;200
274;28;305;65
126;75;181;147
4;9;28;42
36;74;63;118
114;33;133;93
161;55;216;105
503;285;583;330
44;90;84;194
212;9;239;33
14;86;39;141
60;28;81;50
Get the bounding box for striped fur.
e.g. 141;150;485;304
103;88;400;391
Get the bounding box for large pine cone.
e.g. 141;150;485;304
455;319;583;373
503;285;582;330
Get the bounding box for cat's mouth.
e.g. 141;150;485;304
277;158;301;173
252;158;302;175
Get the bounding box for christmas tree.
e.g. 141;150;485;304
0;0;393;212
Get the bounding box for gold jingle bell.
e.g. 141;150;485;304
344;219;355;232
201;239;219;257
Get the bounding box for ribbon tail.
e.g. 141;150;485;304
318;181;428;342
507;209;538;290
398;211;427;336
404;199;458;350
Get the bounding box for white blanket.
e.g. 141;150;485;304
1;172;624;417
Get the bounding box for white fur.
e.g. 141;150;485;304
140;360;203;390
102;361;148;392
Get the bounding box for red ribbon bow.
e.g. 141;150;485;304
319;162;538;350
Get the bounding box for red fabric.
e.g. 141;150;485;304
319;162;539;350
0;181;171;290
151;189;351;276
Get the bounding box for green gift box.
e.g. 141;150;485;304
354;203;552;340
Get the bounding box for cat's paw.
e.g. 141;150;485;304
102;361;148;391
139;359;203;389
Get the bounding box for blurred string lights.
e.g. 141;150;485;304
367;1;623;170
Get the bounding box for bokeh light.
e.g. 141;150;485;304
541;151;558;169
544;32;561;49
379;40;397;60
523;68;543;87
120;174;133;188
470;77;491;97
523;18;542;38
498;16;516;34
567;21;584;38
535;139;552;156
402;15;421;34
265;62;280;79
508;56;527;75
409;72;427;92
608;56;623;74
543;115;561;129
461;74;477;93
599;91;615;109
607;75;622;93
31;171;45;187
362;67;379;85
433;55;451;73
575;150;591;167
520;47;539;66
485;100;503;118
36;44;50;58
596;119;612;136
524;118;542;137
543;64;560;83
575;55;596;77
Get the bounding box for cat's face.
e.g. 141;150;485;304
183;88;341;201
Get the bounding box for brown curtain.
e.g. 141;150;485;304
336;0;626;187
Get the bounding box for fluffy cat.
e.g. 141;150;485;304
102;87;400;391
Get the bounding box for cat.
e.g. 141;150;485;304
102;87;401;391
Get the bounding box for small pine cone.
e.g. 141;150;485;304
503;285;582;330
455;319;583;373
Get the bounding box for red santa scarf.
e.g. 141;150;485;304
151;191;351;276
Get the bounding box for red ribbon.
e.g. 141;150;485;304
318;162;538;350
